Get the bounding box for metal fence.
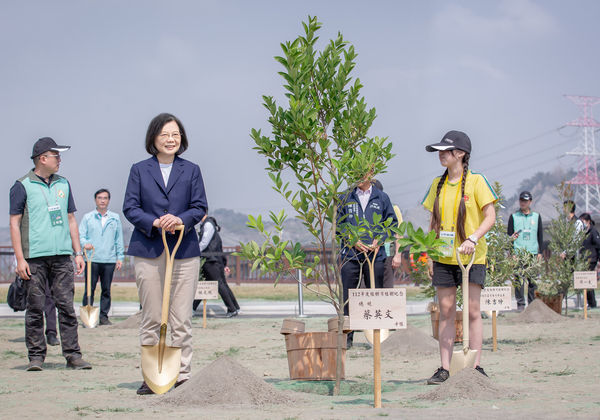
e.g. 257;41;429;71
0;246;412;284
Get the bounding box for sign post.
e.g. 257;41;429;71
349;288;406;408
574;271;597;319
480;286;511;351
195;281;219;328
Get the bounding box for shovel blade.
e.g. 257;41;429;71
141;345;181;394
80;305;100;329
449;348;478;376
364;329;391;345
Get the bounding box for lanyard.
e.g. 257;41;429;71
37;184;58;207
440;172;463;231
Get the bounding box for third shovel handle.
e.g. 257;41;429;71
84;247;95;301
160;226;185;325
456;248;475;352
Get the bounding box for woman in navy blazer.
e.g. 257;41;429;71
123;113;207;395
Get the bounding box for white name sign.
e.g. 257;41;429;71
195;281;219;300
480;286;512;312
573;271;598;289
349;288;407;330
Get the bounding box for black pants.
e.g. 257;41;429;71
25;256;81;362
82;262;116;319
44;279;57;337
514;262;537;306
194;262;239;313
341;258;384;343
586;261;597;308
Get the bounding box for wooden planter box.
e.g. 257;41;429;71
327;316;351;333
534;291;563;315
284;332;346;380
430;310;463;343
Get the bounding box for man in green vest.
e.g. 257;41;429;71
507;191;543;311
9;137;92;371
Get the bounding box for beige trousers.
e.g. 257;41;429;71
134;253;199;381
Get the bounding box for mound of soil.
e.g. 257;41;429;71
158;356;300;407
380;325;439;356
110;311;142;329
512;299;564;323
418;368;517;401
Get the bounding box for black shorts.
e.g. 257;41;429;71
432;261;486;288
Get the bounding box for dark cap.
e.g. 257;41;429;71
31;137;71;159
519;191;533;201
426;130;472;154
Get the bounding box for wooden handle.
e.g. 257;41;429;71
160;225;185;325
84;247;94;301
456;248;474;352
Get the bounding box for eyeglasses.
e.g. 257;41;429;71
42;153;61;160
158;132;181;141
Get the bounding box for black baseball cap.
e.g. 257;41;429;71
31;137;71;159
426;130;472;154
519;191;533;201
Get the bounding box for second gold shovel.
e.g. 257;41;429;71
141;225;185;395
80;247;100;328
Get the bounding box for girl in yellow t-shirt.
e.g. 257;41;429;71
421;130;497;384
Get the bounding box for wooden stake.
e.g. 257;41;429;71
492;311;497;352
203;300;207;329
584;290;587;320
374;328;381;408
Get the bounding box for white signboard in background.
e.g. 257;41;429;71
349;288;407;330
195;281;219;300
573;271;598;289
480;286;512;312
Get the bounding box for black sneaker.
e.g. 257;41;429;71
475;365;488;377
66;357;92;370
427;367;449;385
225;310;238;318
99;317;112;326
174;379;187;388
136;381;155;395
46;334;60;346
26;360;43;371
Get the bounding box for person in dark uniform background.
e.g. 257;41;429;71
579;213;598;308
194;216;240;317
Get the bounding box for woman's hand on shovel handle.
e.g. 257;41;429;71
458;240;475;255
159;214;183;234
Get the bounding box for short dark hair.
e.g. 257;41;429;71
372;179;383;191
94;188;111;199
145;113;188;156
563;200;576;213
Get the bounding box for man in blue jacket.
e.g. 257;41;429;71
79;188;125;325
337;175;398;348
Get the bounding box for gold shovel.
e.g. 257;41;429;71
141;225;185;395
80;247;100;328
449;248;477;375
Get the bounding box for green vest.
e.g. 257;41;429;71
18;171;73;259
512;211;540;254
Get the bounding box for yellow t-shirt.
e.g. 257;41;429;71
421;170;498;265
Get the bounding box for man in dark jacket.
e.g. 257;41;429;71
337;176;398;348
195;216;240;317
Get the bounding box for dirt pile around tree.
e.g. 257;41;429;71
110;311;142;329
418;368;518;401
380;325;439;356
157;356;301;407
512;300;564;323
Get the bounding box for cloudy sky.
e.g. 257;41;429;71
1;0;598;226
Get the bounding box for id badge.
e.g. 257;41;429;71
439;231;455;257
523;229;531;241
48;205;63;226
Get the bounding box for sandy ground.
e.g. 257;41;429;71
0;308;599;419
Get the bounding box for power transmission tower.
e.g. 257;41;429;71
565;95;600;214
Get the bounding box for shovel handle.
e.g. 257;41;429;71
84;246;94;300
455;247;475;353
160;225;185;325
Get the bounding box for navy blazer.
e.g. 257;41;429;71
123;156;208;259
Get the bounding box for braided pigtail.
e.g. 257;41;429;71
456;153;470;244
430;169;449;237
